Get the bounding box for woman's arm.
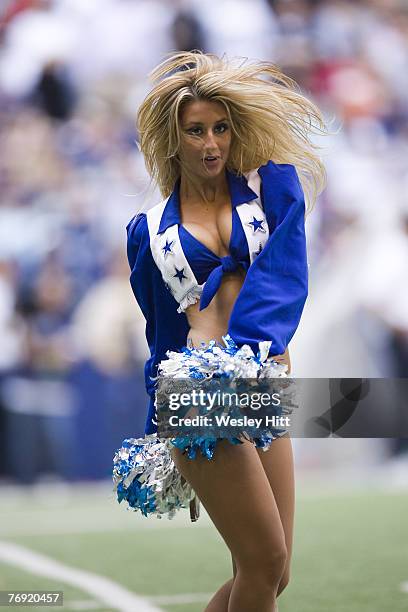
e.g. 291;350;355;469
228;162;308;359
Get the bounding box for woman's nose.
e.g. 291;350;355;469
203;130;217;148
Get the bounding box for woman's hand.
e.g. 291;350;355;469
271;347;291;374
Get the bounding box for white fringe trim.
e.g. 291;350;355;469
177;283;205;314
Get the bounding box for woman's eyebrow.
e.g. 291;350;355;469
184;117;228;126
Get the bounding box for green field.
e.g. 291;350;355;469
0;482;407;612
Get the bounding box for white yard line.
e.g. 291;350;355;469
401;582;408;594
0;541;163;612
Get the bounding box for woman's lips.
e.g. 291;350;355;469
203;157;221;168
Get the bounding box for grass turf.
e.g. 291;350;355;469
0;486;407;611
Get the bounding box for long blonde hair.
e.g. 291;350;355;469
137;50;329;213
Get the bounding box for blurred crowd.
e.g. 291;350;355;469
0;0;407;483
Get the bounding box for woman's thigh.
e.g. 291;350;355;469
171;438;287;570
229;435;295;577
256;435;295;565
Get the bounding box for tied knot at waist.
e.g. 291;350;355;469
199;254;247;311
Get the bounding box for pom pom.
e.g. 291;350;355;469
113;335;292;521
158;334;287;380
112;434;195;519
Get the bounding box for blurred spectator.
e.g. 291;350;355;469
33;60;78;120
171;8;207;53
70;247;148;373
0;259;25;372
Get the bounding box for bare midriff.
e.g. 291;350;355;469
184;267;291;372
185;268;246;348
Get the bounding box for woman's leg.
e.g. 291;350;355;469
204;578;234;612
171;438;287;612
203;435;294;611
256;434;295;596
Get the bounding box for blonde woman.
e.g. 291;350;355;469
114;51;327;612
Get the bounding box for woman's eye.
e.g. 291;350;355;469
187;124;228;136
188;128;202;135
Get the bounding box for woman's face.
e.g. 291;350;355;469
178;99;232;180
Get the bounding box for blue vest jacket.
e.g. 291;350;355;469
126;160;308;434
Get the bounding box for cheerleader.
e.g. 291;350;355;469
113;50;327;612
